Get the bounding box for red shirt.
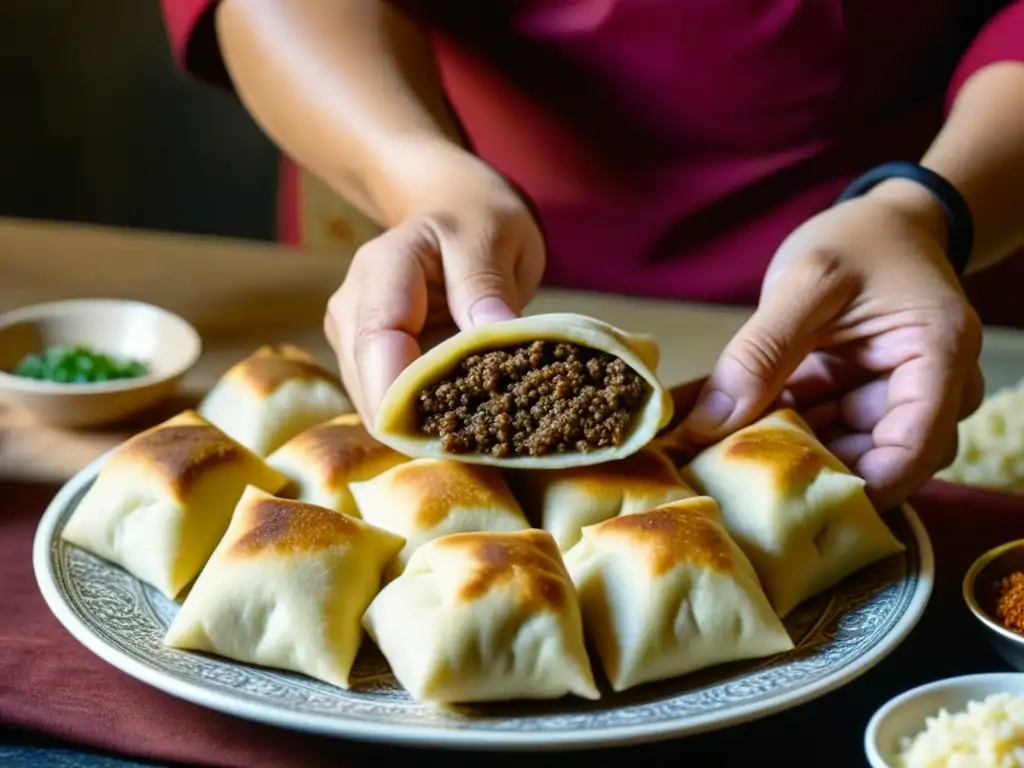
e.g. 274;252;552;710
161;0;1024;322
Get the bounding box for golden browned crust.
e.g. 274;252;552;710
228;496;363;557
436;529;570;611
722;410;845;492
508;447;693;526
385;461;522;529
591;497;733;576
555;447;689;492
122;421;242;498
229;344;341;397
287;416;403;489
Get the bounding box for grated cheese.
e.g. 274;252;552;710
897;692;1024;768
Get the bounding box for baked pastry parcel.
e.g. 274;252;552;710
564;497;793;692
198;344;353;457
61;410;288;599
164;487;403;689
363;529;599;704
681;408;905;618
350;458;530;579
507;446;697;552
371;313;674;470
267;413;408;516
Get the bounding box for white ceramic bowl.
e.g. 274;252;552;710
865;672;1024;767
0;299;201;428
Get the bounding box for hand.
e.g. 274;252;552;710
680;185;986;510
324;142;546;425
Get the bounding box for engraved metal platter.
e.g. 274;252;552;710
34;451;933;751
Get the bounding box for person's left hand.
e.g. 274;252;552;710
679;185;986;511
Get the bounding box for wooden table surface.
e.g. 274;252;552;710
3;217;1024;768
2;216;1023;483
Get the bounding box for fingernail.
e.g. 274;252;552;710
683;390;735;437
468;297;517;327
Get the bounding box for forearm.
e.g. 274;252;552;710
872;62;1024;276
215;0;466;226
923;61;1024;274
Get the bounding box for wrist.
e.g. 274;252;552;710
364;135;508;228
866;177;951;253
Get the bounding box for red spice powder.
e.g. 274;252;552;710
994;571;1024;634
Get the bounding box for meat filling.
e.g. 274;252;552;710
417;341;649;457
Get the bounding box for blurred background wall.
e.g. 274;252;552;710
0;0;278;241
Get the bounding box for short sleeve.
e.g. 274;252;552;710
946;1;1024;113
159;0;232;89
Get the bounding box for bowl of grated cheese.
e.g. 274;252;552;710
865;673;1024;767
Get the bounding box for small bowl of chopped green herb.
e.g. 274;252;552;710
13;346;151;384
0;299;201;428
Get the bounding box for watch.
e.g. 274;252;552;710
834;161;974;276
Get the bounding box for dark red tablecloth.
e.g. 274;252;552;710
3;478;1022;768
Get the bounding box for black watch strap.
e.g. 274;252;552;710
834;161;974;276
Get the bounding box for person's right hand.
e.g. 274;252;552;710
324;142;546;426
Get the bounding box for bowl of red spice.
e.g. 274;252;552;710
963;539;1024;670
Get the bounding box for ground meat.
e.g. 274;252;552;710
417;341;649;457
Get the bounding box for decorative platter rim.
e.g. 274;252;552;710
33;450;934;751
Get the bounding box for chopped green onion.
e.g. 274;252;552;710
11;345;150;384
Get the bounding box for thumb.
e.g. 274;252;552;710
438;223;521;330
681;255;852;441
